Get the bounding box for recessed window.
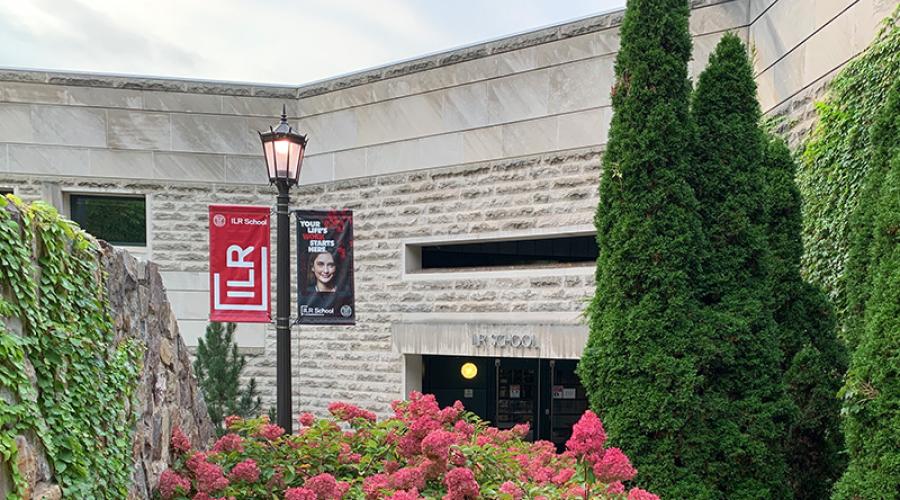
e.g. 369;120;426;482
69;194;146;246
0;188;13;195
416;234;597;270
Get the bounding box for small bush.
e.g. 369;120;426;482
156;393;659;499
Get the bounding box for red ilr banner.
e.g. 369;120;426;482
209;205;271;323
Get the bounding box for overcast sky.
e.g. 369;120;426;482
0;0;626;86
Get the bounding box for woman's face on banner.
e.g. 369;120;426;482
313;252;336;286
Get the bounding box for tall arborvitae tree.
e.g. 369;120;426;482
764;135;847;499
577;0;709;496
833;80;900;499
194;322;262;435
688;33;791;497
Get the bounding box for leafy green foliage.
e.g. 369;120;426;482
833;79;900;499
577;0;710;496
764;136;847;499
798;8;900;334
689;33;792;498
193;322;261;435
0;195;142;499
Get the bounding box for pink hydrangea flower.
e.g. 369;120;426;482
627;487;660;500
158;469;191;499
211;433;244;453
328;401;377;422
499;481;523;499
565;410;606;463
171;426;192;454
443;467;479;500
284;487;317;500
229;458;260;483
259;423;285;440
223;415;242;429
593;447;637;482
606;481;625;494
303;472;348;499
299;412;316;427
388;490;421;500
421;429;456;461
194;461;229;493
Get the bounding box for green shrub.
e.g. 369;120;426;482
764;136;847;499
798;8;900;334
577;0;709;496
833;80;900;500
194;322;262;436
689;33;792;498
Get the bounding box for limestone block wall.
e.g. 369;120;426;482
0;147;600;416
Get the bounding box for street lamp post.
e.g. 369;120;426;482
259;106;308;434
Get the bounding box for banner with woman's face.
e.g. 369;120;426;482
295;210;355;325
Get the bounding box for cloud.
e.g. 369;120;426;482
0;0;623;85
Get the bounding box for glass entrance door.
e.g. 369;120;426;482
495;358;539;441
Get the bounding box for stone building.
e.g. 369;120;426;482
0;0;894;446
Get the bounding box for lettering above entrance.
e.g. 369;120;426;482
472;334;539;350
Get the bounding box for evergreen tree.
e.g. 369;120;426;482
688;33;791;498
194;322;262;435
833;80;900;499
764;136;847;499
577;0;709;496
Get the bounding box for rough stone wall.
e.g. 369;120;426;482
100;243;215;499
0;203;213;499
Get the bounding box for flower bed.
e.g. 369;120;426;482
158;392;657;499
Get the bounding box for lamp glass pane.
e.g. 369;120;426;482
275;139;290;179
263;141;277;180
288;141;303;182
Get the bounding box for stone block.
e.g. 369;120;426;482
549;56;613;114
501;116;557;157
356;93;443;147
90;149;154;179
442;82;489;130
416;133;464;169
535;28;621;67
487;69;550;125
299;153;334;185
366;140;418;176
0;104;34;143
557;107;611;151
108;110;171;150
32;105;107;147
66;86;143;108
0;82;67;105
224;155;269;185
222;95;295;117
689;0;750;35
749;0;778;21
462;126;503;163
296;108;358;155
143;91;222;114
334;148;367;180
171;114;260;155
153;152;226;182
8;144;90;176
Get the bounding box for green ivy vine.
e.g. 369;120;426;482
798;6;900;332
0;195;142;499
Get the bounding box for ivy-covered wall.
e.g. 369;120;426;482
0;196;141;498
0;196;215;499
798;8;900;330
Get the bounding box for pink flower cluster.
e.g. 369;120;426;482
328;401;377;423
156;394;658;499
